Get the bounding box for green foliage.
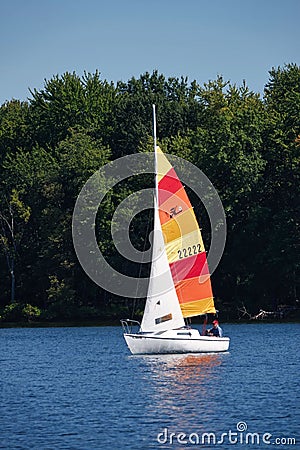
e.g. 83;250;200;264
45;276;77;320
22;304;41;322
2;303;24;322
111;71;203;157
47;275;75;303
28;71;116;148
0;65;299;321
0;189;31;303
0;100;30;164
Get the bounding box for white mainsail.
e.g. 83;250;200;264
140;197;185;332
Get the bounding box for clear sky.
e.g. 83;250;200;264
1;0;299;104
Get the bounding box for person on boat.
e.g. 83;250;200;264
207;320;223;337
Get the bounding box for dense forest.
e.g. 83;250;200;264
0;64;299;324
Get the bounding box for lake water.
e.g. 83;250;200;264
0;323;299;449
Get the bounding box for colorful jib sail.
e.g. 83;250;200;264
156;147;216;318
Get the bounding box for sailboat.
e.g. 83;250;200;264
121;105;230;355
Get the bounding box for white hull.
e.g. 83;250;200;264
123;328;230;355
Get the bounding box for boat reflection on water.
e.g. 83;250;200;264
133;353;227;428
139;353;222;384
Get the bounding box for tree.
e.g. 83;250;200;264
259;64;300;305
0;66;298;320
181;79;267;308
28;71;116;149
39;129;112;312
0;189;31;303
0;100;30;165
110;71;203;158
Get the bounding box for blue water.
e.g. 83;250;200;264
0;323;299;449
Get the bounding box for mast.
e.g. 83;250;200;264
152;104;159;201
140;105;185;332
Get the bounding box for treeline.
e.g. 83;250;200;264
0;64;299;323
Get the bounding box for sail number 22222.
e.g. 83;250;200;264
178;243;202;259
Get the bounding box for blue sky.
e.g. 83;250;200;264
1;0;299;104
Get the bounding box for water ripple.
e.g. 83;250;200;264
0;323;299;449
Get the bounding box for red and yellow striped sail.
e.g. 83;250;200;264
156;147;216;318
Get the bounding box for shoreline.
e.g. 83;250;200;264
1;317;299;328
